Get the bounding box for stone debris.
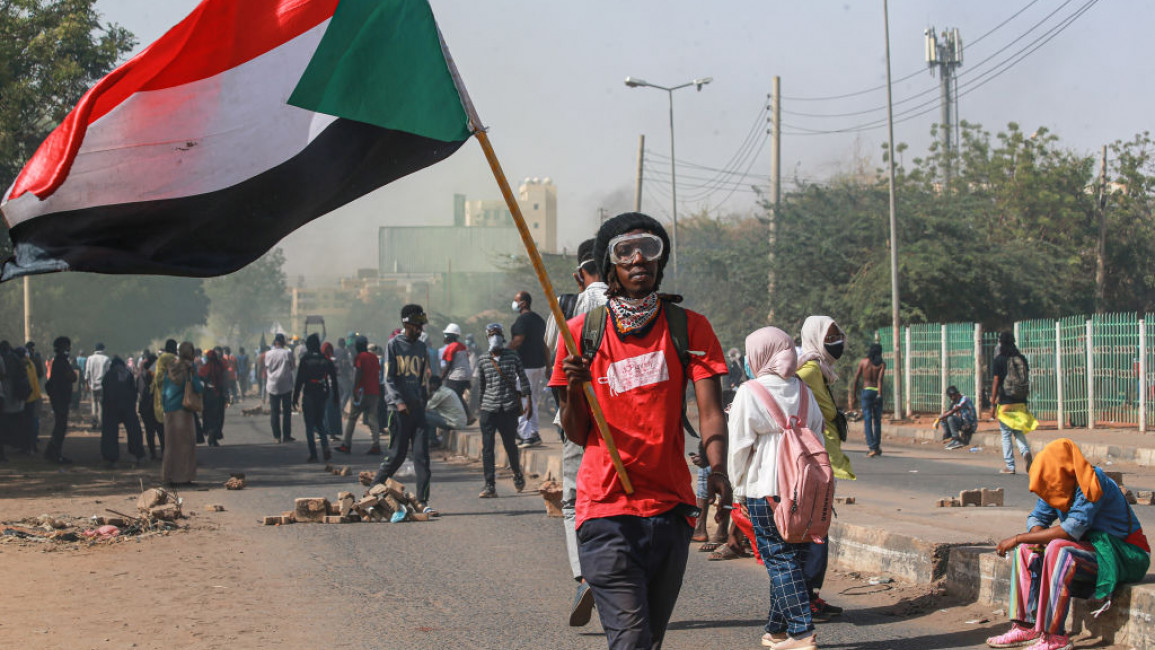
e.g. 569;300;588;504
538;480;563;517
263;479;435;525
241;405;269;416
358;471;374;486
204;504;226;512
835;496;856;505
1136;490;1155;506
225;474;247;490
940;488;1003;508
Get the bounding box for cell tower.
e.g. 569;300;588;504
925;27;963;188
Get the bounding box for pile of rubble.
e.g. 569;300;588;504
937;488;1004;508
262;479;434;525
1;487;187;548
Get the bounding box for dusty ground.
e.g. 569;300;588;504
0;426;321;650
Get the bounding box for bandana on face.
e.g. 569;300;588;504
608;293;660;336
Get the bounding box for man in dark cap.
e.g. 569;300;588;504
550;212;731;649
293;333;339;462
371;304;437;515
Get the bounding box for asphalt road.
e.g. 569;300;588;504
197;400;1012;650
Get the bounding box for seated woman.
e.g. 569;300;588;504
988;438;1149;650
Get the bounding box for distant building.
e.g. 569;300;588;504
289;268;381;336
462;177;557;254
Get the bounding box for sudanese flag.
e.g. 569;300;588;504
1;0;474;281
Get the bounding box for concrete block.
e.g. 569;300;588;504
539;480;563;517
150;504;181;520
1124;488;1137;505
828;521;949;584
959;489;982;507
368;483;388;497
294;498;331;523
1104;470;1124;485
263;516;280;526
323;516;351;524
410;512;431;522
1137;496;1155;506
204;504;225;512
358;471;374;486
224;476;246;490
338;466;351;477
981;487;1004;507
338;495;355;517
835;496;855;505
385;478;407;495
279;515;295;525
1137;490;1154;500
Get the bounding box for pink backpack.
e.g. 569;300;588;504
745;380;835;544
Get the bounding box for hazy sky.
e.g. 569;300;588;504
93;0;1147;281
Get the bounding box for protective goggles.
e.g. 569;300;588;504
607;233;664;265
403;312;429;325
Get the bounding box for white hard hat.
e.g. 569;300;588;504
443;323;462;336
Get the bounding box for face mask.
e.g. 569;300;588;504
488;334;505;351
511;301;521;312
824;341;845;360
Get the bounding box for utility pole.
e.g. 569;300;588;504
633;134;645;212
767;78;780;322
1094;145;1108;312
884;0;903;420
925;27;963;189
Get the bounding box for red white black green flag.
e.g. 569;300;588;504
1;0;474;281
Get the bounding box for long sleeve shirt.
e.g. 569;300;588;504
293;352;338;403
477;349;530;414
384;334;428;409
1026;468;1140;541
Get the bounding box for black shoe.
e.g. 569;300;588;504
479;485;497;498
569;581;595;627
514;473;526;493
283;436;297;442
306;455;318;463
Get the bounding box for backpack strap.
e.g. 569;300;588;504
664;302;691;369
745;379;810;431
579;305;608;361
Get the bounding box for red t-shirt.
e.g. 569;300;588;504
549;305;727;529
355;351;381;396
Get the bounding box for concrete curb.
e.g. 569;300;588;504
440;425;1154;648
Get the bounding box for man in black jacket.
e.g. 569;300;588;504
293;334;339;462
43;336;77;464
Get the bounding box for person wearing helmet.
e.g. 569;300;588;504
440;323;473;425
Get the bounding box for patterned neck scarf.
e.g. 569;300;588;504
608;292;660;336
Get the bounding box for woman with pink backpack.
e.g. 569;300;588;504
729;326;831;650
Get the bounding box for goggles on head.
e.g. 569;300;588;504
403;312;428;326
575;259;596;274
607;233;664;265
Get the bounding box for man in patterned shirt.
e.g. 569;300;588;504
475;322;530;498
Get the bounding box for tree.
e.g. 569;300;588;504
0;0;135;258
203;248;289;348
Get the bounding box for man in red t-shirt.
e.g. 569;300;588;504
550;213;730;650
335;336;381;454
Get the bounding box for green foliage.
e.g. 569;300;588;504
203;248;289;348
0;0;135;258
0;273;207;354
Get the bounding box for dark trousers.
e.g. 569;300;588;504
203;390;225;443
748;497;814;637
302;392;332;458
373;406;431;503
141;411;164;457
101;402;144;462
269;392;292;440
805;537;829;595
47;393;71;457
861;389;882;452
478;409;522;487
577;511;693;650
445;379;472;421
323;396;341;437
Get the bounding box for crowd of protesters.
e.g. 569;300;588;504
1;210;1148;650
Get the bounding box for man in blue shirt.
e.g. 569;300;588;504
938;385;977;450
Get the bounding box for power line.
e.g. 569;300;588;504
781;0;1072;119
781;0;1042;102
780;0;1098;136
644;153;771;181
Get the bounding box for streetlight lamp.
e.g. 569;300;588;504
624;75;712;285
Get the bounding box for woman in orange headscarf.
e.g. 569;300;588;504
987;439;1149;650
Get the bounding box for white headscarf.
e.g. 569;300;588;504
797;315;841;384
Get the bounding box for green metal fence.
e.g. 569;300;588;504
877;312;1153;431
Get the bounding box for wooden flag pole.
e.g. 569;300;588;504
472;130;633;495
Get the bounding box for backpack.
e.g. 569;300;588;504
579;300;698;437
745;379;835;544
1003;355;1030;402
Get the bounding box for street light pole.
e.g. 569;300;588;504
624;76;712;287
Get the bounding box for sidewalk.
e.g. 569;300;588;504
872;415;1155;467
441;425;1155;649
